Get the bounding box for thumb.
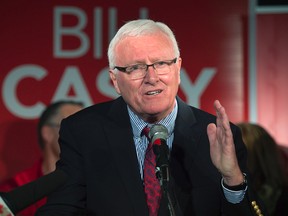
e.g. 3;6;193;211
207;123;216;146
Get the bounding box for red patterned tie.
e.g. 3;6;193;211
143;127;162;216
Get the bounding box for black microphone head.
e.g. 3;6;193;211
149;124;170;188
148;124;168;144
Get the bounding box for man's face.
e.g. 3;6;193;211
109;33;182;123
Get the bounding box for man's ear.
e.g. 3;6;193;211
109;70;121;95
41;125;55;145
177;57;182;85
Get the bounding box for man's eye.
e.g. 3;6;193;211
129;64;146;72
158;61;166;65
155;61;168;67
126;65;137;72
131;65;140;70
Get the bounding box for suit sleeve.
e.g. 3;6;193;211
35;118;87;215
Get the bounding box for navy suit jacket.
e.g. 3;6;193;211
36;97;258;216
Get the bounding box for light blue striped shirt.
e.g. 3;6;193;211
128;100;178;179
127;99;246;204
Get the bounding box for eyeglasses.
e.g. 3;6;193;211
113;57;177;80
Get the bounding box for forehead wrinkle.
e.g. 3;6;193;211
115;34;174;66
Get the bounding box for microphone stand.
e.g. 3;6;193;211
156;164;176;216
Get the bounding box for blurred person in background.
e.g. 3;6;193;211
0;100;83;216
237;122;288;216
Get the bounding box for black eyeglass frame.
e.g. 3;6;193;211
113;57;178;74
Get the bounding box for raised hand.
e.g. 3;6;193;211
207;100;244;186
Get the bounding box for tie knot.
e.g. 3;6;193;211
142;126;150;139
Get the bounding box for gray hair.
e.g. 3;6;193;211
107;19;180;69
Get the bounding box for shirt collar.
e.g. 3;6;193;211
128;99;178;138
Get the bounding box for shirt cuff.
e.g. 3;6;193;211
221;178;248;204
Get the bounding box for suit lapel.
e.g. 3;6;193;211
159;98;201;216
174;97;200;145
103;97;148;215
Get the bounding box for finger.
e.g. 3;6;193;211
214;99;221;111
207;123;217;146
207;123;222;171
214;100;230;131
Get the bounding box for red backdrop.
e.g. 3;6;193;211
257;13;288;146
1;1;287;182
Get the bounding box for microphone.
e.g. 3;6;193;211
148;124;170;191
0;169;67;215
149;124;177;216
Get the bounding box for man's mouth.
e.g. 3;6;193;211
146;90;162;95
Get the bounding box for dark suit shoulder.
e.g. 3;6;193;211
190;106;216;122
60;97;131;133
65;97;124;120
177;98;240;136
192;106;241;140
